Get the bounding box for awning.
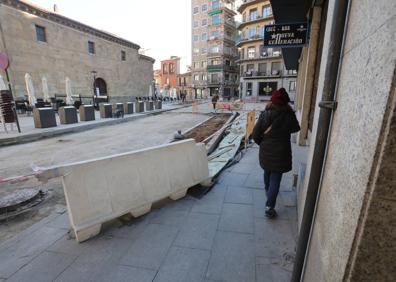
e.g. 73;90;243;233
269;0;312;70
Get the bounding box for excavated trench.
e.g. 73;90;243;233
184;114;231;143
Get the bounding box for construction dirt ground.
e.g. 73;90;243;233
0;111;230;242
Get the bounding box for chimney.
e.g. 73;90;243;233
53;4;59;13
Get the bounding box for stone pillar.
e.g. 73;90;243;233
33;108;57;128
79;105;95;121
59;106;78;124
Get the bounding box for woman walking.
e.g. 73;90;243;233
252;88;300;218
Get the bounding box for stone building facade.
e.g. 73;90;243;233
0;0;155;104
237;0;297;102
177;71;193;100
270;0;396;280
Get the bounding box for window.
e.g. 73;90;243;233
273;48;282;56
225;73;230;81
247;47;256;58
202;74;207;81
225;59;230;66
289;81;296;91
193;35;199;42
249;9;257;21
210;45;220;53
163;64;168;74
202;19;207;26
248;27;256;38
194;62;200;69
121;50;126;61
247;64;255;72
259;45;267;57
246;83;253;96
193;21;199;28
211;73;219;82
193;6;199;14
88;41;95;54
170;63;175;74
212;16;221;25
211;30;220;38
193;48;200;54
261;26;265;37
35;25;46;42
263;6;272;17
271;62;282;75
194;74;200;81
212;0;220;9
201;33;208;41
201;47;207;54
202;4;208;11
258;63;267;74
201;61;207;68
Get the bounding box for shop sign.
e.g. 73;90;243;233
264;23;308;48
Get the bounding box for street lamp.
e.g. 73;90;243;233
91;70;97;107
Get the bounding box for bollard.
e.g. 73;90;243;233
79;105;95;121
155;100;162;110
123;102;134;115
59;106;78;124
99;104;112;118
145;101;154;111
135;101;144;113
33;108;57;128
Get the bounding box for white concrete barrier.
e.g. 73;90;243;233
38;139;209;242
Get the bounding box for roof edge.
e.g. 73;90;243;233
2;0;141;50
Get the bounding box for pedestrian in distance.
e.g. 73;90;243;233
212;94;219;113
252;88;300;218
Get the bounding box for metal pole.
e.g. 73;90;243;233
5;67;20;133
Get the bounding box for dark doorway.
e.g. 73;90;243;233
259;82;278;97
94;78;107;96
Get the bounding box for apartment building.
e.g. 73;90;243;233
191;0;239;99
237;0;297;101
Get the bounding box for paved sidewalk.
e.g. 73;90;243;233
0;102;194;146
0;144;306;282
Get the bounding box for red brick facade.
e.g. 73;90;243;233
160;57;180;88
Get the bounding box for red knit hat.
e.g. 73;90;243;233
271;88;290;106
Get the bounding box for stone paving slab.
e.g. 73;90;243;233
154;246;210;282
0;143;307;282
173;212;219;250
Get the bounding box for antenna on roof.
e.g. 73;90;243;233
53;4;59;13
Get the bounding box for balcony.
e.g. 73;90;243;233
236;34;263;46
238;14;274;29
237;0;263;13
237;52;282;62
207;64;238;72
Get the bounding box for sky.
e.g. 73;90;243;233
28;0;192;71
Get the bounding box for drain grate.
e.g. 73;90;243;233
0;188;46;221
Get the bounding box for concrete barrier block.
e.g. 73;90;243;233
123;102;134;114
43;139;209;242
145;101;154;111
113;103;124;112
155;100;162;110
33;108;57;128
59;106;78;124
79;105;95;121
135;101;144;113
100;104;112;118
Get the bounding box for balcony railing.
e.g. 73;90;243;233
239;14;273;28
238;52;282;61
242;70;282;78
236;34;263;45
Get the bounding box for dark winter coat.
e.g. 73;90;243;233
252;105;300;173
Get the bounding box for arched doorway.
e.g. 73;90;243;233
94;78;107;96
